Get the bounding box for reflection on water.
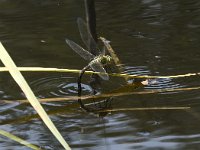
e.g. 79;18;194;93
1;0;200;149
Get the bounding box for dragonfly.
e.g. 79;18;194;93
65;18;112;80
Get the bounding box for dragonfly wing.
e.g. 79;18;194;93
89;61;109;80
77;18;100;54
65;38;95;61
102;45;106;56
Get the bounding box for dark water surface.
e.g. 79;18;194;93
1;0;200;149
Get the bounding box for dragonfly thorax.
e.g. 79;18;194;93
92;55;112;65
101;55;112;65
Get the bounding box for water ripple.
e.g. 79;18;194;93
123;65;185;91
30;76;92;98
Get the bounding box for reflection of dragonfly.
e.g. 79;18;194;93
65;18;112;80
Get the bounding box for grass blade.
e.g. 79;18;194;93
0;129;41;150
2;85;200;104
0;42;70;150
97;107;190;112
0;67;198;79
